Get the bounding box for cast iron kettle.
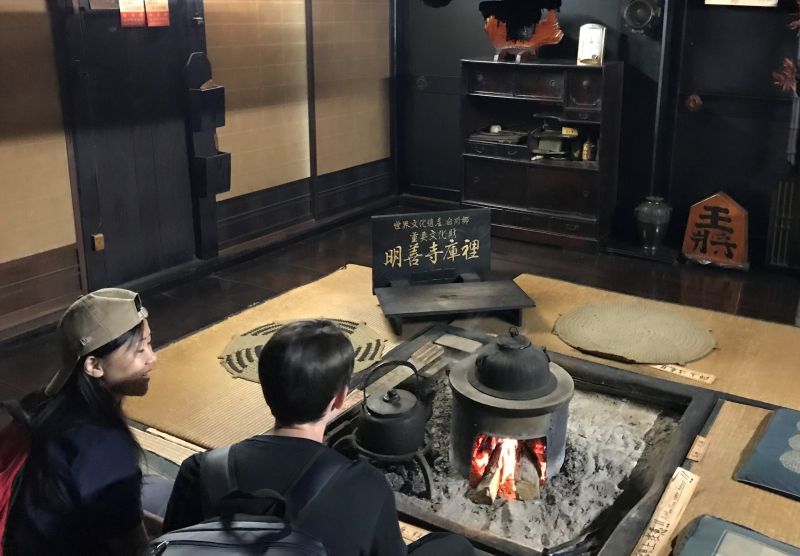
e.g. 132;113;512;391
355;360;428;457
469;327;556;401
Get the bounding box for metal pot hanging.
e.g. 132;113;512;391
355;361;428;457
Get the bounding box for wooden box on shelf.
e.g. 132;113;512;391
460;58;623;251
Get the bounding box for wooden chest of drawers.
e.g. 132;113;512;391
461;59;623;250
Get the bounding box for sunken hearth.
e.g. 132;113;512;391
326;327;696;555
395;385;678;553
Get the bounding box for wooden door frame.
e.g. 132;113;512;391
47;0;210;290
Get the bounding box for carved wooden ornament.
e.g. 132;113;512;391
682;192;749;269
484;10;564;57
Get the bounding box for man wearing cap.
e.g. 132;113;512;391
6;288;166;556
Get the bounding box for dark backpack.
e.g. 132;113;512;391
0;401;31;556
147;444;347;555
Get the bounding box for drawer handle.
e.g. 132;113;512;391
506;147;518;156
473;176;480;183
579;112;589;120
549;79;557;88
582;79;591;90
565;223;580;232
582;190;590;198
474;145;485;154
476;73;485;82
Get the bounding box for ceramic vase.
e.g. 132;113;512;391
634;196;671;251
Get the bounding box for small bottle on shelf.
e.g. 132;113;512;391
581;137;597;161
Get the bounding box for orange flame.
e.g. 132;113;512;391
470;434;548;500
496;438;519;499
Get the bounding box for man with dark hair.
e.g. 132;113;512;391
259;320;355;427
162;320;475;555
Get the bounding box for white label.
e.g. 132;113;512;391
632;467;700;556
119;0;146;27
687;435;709;462
650;364;716;385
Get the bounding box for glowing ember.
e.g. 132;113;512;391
469;434;548;503
527;438;547;484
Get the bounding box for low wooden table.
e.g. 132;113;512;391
375;280;535;334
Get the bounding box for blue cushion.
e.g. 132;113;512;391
676;515;800;555
735;408;800;501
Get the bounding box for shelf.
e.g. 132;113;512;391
463;199;598;223
532;111;602;125
462;58;606;70
461;58;622;252
467;92;563;103
463;152;599;172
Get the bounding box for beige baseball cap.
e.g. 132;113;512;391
45;288;149;396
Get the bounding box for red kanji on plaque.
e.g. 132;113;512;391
119;0;146;27
682;191;749;269
145;0;170;27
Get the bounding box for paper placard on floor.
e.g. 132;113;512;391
399;522;429;545
119;0;146;27
650;364;716;385
687;436;709;462
145;0;170;27
632;467;699;556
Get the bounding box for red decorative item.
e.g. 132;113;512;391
773;58;797;94
479;1;564;62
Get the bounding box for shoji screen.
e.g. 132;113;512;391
312;0;391;175
205;0;311;200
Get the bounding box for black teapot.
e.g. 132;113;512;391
355;361;429;457
469;328;556;401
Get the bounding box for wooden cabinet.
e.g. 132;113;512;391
461;59;623;250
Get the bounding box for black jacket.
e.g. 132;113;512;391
163;435;407;556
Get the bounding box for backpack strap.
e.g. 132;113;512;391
199;443;347;524
1;400;30;428
284;445;347;522
199;445;233;518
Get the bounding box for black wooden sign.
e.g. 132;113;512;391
371;208;491;290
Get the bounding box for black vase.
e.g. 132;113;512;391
634;196;671;251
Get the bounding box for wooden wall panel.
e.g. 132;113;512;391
205;0;311;200
217;178;312;248
313;0;391;176
315;158;391;216
0;245;81;341
0;0;75;264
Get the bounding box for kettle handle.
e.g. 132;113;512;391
361;360;420;405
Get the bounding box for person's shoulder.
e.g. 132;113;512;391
61;422;137;457
176;447;208;478
338;458;393;492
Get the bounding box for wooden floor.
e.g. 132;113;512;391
0;204;798;405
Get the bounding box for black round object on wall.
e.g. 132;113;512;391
622;0;661;34
421;0;453;7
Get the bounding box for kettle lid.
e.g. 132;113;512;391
365;388;418;416
469;328;556;401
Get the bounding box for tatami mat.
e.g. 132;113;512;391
509;275;800;411
132;427;203;465
126;266;800;450
124;265;424;448
674;401;800;547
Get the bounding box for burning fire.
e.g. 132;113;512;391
469;434;547;503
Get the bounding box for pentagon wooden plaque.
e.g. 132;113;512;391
682;192;749;269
